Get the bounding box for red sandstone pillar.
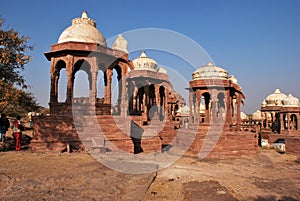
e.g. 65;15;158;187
90;70;97;104
104;69;112;104
236;93;241;131
50;59;57;103
189;90;193;123
66;70;73;103
287;114;291;131
164;88;169;117
225;90;232;126
280;113;284;132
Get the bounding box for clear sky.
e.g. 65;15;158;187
1;0;300;114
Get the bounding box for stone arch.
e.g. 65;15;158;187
159;86;165;107
149;84;155;106
96;70;105;99
159;85;166;121
201;92;211;123
53;59;67;102
73;70;89;98
73;59;92;100
111;65;123;114
291;114;298;130
217;92;225;119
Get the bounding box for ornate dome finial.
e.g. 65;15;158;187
81;11;88;19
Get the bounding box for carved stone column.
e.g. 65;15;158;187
280;113;285;132
154;85;160;116
66;70;73;103
104;69;112;104
119;62;129;116
236;93;241;131
164;88;168;116
287;113;291;131
90;70;98;104
49;59;57;103
65;55;74;103
195;92;200;124
189;90;193;123
225;90;232;126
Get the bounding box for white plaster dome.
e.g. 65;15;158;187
157;67;167;74
132;51;157;71
58;11;107;46
112;34;128;53
265;89;287;106
241;112;249;120
177;105;190;114
192;62;228;80
252;110;262;120
283;94;299;107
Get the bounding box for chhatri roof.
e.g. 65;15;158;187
283;94;299;107
192;62;228;80
265;88;287;106
132;51;158;71
252;110;262;120
58;11;107;46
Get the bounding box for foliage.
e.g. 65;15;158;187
0;18;39;117
0;81;39;117
0;18;33;88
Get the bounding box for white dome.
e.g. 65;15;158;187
283;94;299;107
157;67;167;74
132;51;157;71
252;110;262;120
177;105;190;114
112;34;128;53
241;112;249;120
265;89;287;106
58;11;107;46
199;104;206;114
192;62;228;80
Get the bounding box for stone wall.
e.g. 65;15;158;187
175;124;259;158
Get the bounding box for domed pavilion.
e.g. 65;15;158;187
188;62;245;130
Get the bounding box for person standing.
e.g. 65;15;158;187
0;113;10;143
11;116;23;151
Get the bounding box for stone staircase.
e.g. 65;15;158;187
30;114;164;153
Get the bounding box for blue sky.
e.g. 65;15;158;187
1;0;300;114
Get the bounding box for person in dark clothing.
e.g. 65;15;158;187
0;113;10;143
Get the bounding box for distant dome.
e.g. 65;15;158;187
252;110;262;121
132;51;157;71
283;94;299;107
177;105;190;114
192;62;228;80
241;112;249;120
157;67;167;74
199;104;206;114
265;89;287;106
112;34;128;53
58;11;107;46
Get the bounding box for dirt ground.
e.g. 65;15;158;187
0;146;299;201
